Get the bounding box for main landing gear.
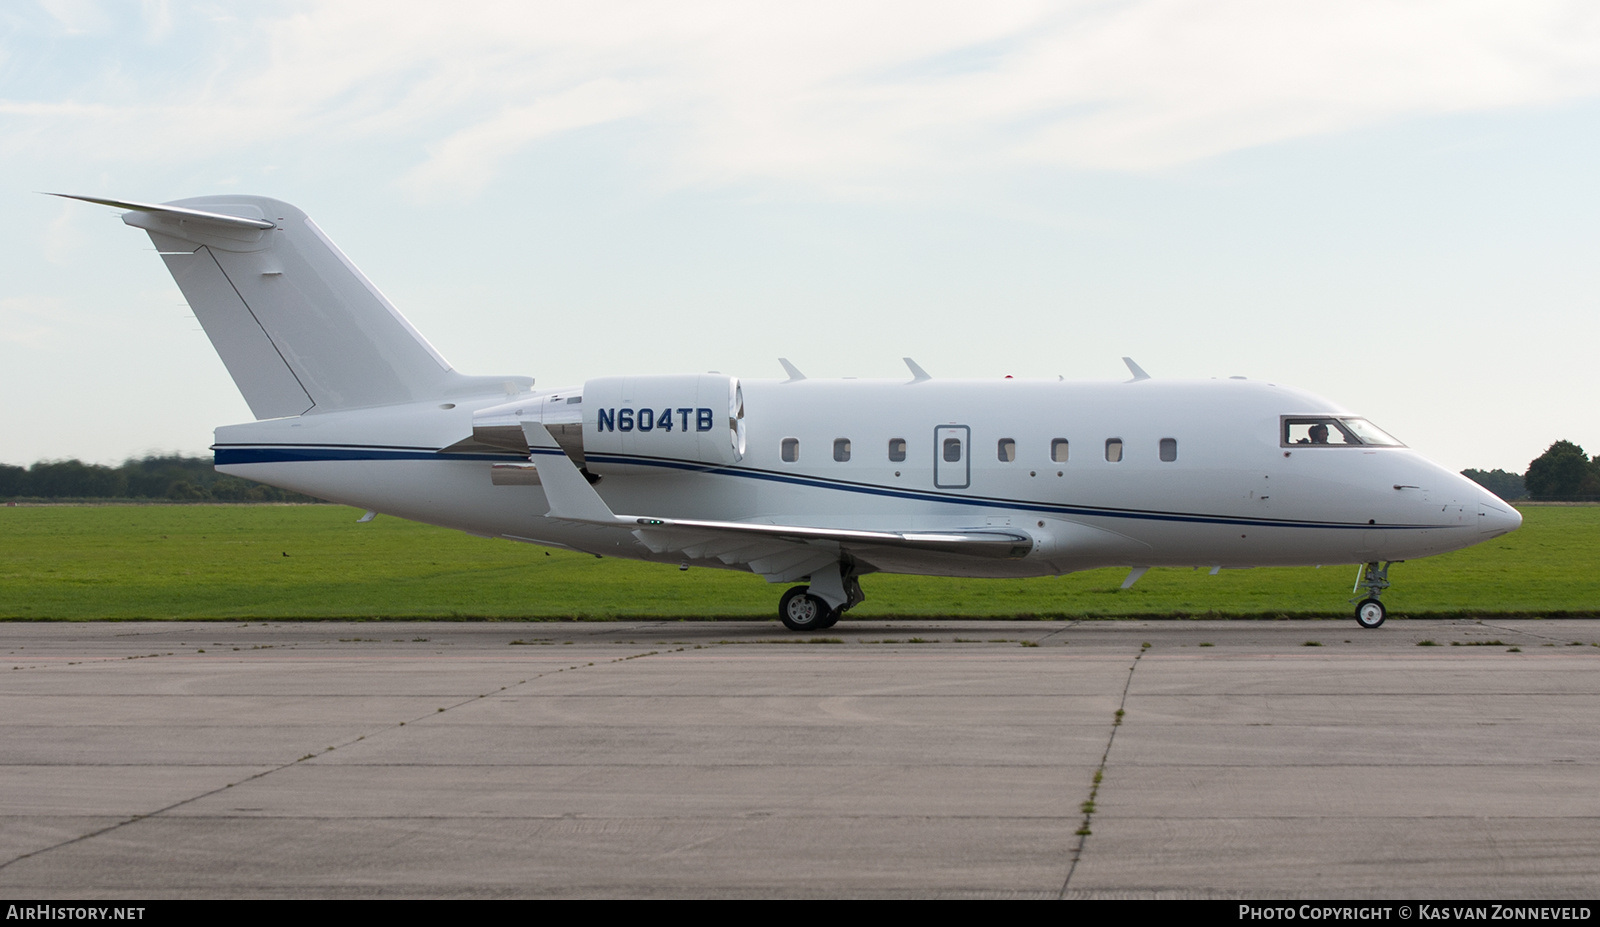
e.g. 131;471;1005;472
778;585;839;631
1351;561;1399;629
777;565;865;632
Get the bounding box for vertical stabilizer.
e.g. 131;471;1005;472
61;194;529;418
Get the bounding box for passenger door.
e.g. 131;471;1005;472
934;425;970;489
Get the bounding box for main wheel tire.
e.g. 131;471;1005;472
779;585;831;631
816;608;842;630
1355;598;1386;629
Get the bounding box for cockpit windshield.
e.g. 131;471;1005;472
1281;416;1404;448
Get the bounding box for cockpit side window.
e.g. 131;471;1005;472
1281;416;1404;448
1342;418;1404;446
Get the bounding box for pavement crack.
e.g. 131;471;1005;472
1034;619;1083;644
1477;620;1589;648
1058;641;1146;898
0;645;673;875
0;760;293;874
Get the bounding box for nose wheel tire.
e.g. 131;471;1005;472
1355;598;1386;629
779;585;833;632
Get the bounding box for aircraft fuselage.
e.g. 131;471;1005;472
214;375;1518;579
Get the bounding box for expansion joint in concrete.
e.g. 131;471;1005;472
1058;641;1147;898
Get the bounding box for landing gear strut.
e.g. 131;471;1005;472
1351;561;1399;629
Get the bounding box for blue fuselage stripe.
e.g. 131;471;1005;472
215;445;511;464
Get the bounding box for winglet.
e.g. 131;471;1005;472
778;358;806;381
520;422;619;522
1122;357;1151;381
903;357;932;381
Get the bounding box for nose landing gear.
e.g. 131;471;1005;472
1351;561;1399;629
1355;597;1386;629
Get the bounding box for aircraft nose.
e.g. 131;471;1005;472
1443;468;1521;536
1479;500;1521;536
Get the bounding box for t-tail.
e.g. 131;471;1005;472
57;194;531;416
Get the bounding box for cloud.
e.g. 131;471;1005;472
42;200;86;265
140;0;170;41
7;0;1600;195
400;79;646;198
37;0;110;34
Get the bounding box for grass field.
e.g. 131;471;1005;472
0;504;1593;621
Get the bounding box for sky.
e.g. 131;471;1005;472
3;0;1597;475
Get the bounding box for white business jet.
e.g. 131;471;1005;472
61;194;1521;630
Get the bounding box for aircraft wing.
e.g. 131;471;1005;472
520;423;1032;582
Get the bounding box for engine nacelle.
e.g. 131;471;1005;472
582;374;744;474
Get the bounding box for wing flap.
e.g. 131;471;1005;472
631;516;1033;560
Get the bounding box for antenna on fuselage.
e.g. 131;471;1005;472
903;357;932;382
778;358;806;381
1122;357;1151;382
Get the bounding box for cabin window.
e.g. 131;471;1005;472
1160;438;1178;462
781;438;800;462
1105;438;1123;462
997;438;1016;462
888;438;907;462
833;438;851;462
943;438;963;463
1051;439;1069;463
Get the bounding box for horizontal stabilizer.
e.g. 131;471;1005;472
50;194;276;231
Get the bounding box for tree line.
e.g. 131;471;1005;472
0;455;321;503
1463;439;1600;502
